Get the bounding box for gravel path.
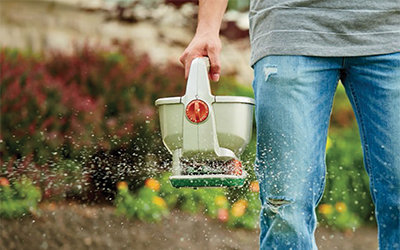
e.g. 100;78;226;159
0;203;378;250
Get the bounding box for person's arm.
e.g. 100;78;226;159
179;0;228;82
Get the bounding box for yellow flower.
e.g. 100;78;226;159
152;196;167;208
117;181;128;190
326;136;332;151
249;181;260;192
145;178;160;192
318;203;333;215
335;202;347;213
231;199;248;217
236;199;248;207
215;195;228;207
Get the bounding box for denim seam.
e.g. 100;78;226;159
314;73;340;206
347;79;377;202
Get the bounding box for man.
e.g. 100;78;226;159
179;0;400;249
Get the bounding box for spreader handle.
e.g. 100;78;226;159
182;57;213;104
181;57;236;161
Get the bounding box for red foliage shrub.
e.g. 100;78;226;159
1;44;185;161
0;44;252;201
0;44;186;200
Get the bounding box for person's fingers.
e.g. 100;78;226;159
179;52;185;66
184;54;204;80
179;51;189;79
180;52;199;80
185;55;198;80
207;45;221;82
185;57;191;80
179;39;221;81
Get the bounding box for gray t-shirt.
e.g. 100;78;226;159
249;0;400;65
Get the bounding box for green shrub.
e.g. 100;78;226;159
0;177;41;218
115;173;261;229
318;127;374;230
227;0;250;11
115;180;168;222
330;84;357;128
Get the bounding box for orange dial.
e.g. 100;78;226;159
185;100;209;123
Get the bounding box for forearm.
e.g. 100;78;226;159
180;0;227;81
196;0;228;36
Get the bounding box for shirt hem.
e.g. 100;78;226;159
250;46;400;66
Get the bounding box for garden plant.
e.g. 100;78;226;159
0;46;374;231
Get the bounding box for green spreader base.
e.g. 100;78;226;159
169;174;246;188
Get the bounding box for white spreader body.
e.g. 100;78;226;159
155;57;254;188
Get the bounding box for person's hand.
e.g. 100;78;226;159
179;32;222;82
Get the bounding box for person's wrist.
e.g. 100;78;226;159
195;25;220;37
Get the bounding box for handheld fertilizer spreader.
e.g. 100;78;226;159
155;57;255;188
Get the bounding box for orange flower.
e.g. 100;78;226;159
152;196;167;208
215;195;228;207
231;199;248;217
249;181;259;192
217;208;229;222
145;178;160;192
0;177;10;187
117;181;128;190
335;202;347;213
47;202;57;211
318;204;333;215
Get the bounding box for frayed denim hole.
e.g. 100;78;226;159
262;197;293;216
264;65;278;82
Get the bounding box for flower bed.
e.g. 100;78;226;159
115;174;261;229
0;46;374;230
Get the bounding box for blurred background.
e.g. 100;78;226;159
0;0;378;249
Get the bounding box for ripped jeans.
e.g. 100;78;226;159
252;53;400;250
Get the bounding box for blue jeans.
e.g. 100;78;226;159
252;53;400;250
